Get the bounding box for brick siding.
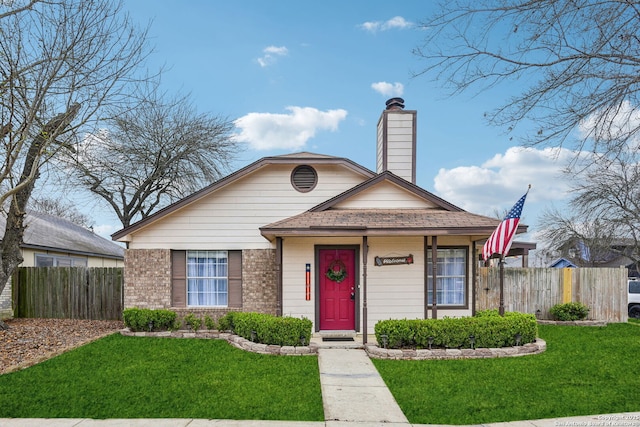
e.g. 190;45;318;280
242;249;278;314
124;249;172;309
124;248;279;317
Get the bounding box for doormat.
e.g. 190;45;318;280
322;337;355;342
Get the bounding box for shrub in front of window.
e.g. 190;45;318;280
374;310;537;349
204;315;216;330
218;311;237;332
123;308;177;332
549;302;590;321
221;311;313;346
183;313;202;331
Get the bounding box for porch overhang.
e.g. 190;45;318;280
259;208;527;242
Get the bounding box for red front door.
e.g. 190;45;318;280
319;249;356;330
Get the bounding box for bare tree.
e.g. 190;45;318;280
414;1;640;154
0;0;40;20
539;152;640;271
64;86;239;229
0;0;150;326
30;198;93;228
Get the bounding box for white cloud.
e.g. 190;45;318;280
371;81;404;97
257;45;288;67
579;99;640;149
359;16;413;33
433;146;575;216
233;106;348;150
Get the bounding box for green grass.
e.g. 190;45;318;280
373;323;640;425
0;334;324;420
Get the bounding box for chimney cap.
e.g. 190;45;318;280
385;97;405;110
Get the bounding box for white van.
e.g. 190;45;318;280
629;279;640;319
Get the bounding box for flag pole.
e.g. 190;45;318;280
499;254;505;316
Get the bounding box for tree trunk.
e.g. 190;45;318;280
0;104;80;328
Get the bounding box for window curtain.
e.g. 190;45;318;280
187;250;229;306
427;248;466;306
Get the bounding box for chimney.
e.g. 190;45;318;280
376;97;417;183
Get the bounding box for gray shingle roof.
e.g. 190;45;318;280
260;208;518;240
0;210;124;259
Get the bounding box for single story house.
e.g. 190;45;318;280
0;210;125;318
112;98;528;338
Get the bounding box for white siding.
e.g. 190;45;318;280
281;237;362;325
281;235;474;333
366;237;425;330
385;114;414;182
128;164;368;249
22;248;123;267
335;181;438;209
376;117;384;173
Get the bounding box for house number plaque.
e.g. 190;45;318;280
374;254;414;266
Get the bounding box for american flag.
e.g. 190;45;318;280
482;190;529;261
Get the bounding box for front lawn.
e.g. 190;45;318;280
0;334;324;420
373;323;640;425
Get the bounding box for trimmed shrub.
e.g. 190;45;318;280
374;310;537;349
217;311;238;332
183;313;202;331
204;315;216;330
122;308;177;332
550;302;590;321
223;311;313;346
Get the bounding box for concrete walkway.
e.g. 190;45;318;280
318;348;408;424
1;347;639;426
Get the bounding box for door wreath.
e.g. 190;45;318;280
326;259;347;283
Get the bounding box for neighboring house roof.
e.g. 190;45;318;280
548;257;578;268
0;210;124;259
112;152;375;241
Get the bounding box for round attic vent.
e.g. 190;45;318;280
291;165;317;192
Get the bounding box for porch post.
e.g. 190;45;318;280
362;236;368;344
431;235;438;320
424;236;428;319
276;237;283;316
472;240;478;316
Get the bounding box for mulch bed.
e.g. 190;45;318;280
0;318;123;375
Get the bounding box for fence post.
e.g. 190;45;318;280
562;268;572;303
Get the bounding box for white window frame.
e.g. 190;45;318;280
426;247;467;307
186;250;229;307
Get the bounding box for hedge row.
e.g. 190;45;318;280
219;311;313;347
123;308;177;332
374;310;538;349
122;308;313;347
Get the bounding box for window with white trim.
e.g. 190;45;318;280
35;254;88;267
187;250;228;307
427;247;467;306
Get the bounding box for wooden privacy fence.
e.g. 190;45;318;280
12;267;124;320
476;267;628;322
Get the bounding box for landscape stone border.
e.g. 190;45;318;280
365;339;546;360
121;328;546;360
537;320;607;326
120;329;318;356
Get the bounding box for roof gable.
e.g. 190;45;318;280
112;152;375;241
309;171;464;213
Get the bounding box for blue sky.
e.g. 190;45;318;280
80;1;580;253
